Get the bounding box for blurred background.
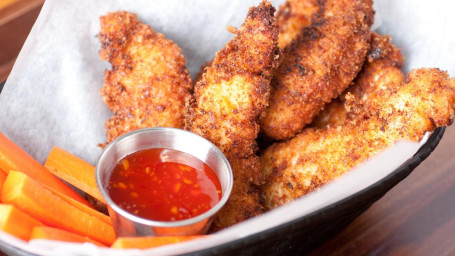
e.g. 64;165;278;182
0;0;43;82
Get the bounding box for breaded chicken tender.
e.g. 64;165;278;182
312;33;405;128
276;0;323;50
193;0;318;86
98;11;192;144
261;0;374;140
262;68;455;209
185;1;279;231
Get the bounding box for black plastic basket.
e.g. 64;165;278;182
0;80;445;255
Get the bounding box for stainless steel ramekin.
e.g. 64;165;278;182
95;127;233;237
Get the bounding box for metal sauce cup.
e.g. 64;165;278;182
96;127;233;237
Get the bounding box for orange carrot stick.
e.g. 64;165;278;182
49;185;111;226
0;204;43;240
0;169;7;196
44;146;106;204
0;132;90;207
1;171;115;245
30;226;105;247
111;236;205;249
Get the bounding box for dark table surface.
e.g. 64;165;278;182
1;1;455;255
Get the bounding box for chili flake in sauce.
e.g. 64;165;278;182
107;148;222;222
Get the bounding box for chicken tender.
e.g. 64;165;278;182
194;61;212;86
185;1;279;230
262;68;455;209
261;0;374;140
193;0;318;86
312;33;404;128
276;0;323;50
98;11;192;144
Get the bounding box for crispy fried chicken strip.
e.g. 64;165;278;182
194;61;212;86
312;33;405;128
185;1;279;231
98;11;192;144
194;0;319;86
262;68;455;209
261;0;374;140
277;0;323;50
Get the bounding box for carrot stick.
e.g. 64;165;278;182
49;185;111;226
0;204;43;240
0;169;7;197
1;171;115;245
30;226;105;247
111;236;205;249
44;146;106;204
0;132;90;207
51;185;112;226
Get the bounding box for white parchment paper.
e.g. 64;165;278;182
0;0;454;255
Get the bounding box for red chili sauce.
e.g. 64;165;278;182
107;148;222;222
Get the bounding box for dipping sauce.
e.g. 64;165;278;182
107;148;222;222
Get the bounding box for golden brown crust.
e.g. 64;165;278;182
209;157;264;230
186;1;279;158
310;97;347;127
194;61;213;86
276;0;323;50
312;33;405;128
98;11;192;144
262;68;455;209
261;0;374;140
185;1;279;231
